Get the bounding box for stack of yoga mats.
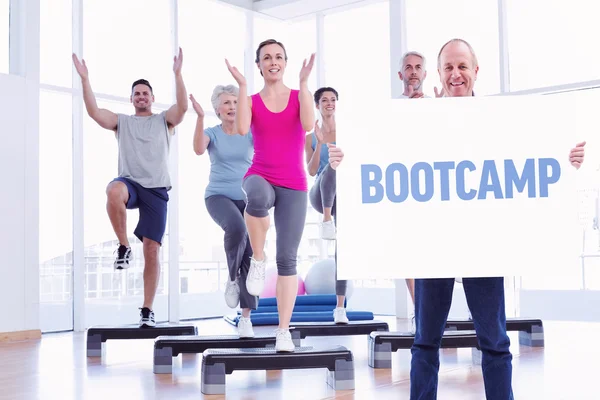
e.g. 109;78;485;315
224;294;374;326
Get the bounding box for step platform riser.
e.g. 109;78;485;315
200;346;354;395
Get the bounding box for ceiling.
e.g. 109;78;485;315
218;0;382;21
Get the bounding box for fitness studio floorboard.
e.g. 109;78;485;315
0;317;589;400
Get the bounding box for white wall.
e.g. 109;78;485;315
0;72;39;333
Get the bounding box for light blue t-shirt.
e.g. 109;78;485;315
204;125;254;200
311;131;336;177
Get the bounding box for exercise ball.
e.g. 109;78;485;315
304;258;354;299
297;275;306;295
260;267;307;298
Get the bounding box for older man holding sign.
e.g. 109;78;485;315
409;39;585;399
335;38;586;399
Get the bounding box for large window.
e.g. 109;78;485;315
178;0;246;112
520;88;600;290
83;0;173;99
82;99;170;326
283;16;317;94
39;90;73;332
405;0;500;96
81;0;175;326
29;0;600;332
177;112;233;319
40;0;72;87
323;3;394;293
324;2;391;100
177;0;248;320
0;0;8;74
506;0;600;91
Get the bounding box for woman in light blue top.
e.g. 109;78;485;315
190;85;255;338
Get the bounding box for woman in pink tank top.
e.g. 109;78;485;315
226;39;315;352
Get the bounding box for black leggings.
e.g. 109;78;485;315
242;174;307;276
205;195;257;310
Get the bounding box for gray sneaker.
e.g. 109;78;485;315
224;278;240;308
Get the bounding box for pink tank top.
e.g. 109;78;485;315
244;89;307;191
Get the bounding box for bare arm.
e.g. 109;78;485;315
82;78;118;131
189;93;209;154
305;132;322;177
298;53;316;132
235;87;252;136
305;134;313;164
72;54;117;131
225;59;251;135
165;48;189;129
298;83;315;132
193;117;210;155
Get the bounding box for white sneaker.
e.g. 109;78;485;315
224;278;240;308
237;316;255;338
246;256;267;296
275;329;295;352
320;220;336;240
333;307;349;324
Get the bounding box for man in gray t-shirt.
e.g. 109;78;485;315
72;48;188;327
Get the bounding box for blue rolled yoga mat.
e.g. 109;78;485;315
257;294;338;307
224;311;374;327
248;305;341;313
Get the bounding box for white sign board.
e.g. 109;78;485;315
335;95;582;280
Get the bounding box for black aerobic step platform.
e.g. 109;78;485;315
86;324;197;357
368;330;479;369
201;345;355;395
289;320;389;345
445;317;544;346
153;334;277;374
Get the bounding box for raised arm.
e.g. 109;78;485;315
165;47;189;129
72;53;118;132
299;53;316;132
305;121;324;176
189;94;210;155
225;59;251;135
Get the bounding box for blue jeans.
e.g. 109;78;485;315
410;277;513;400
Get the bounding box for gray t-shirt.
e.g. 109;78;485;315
204;125;254;200
116;111;172;190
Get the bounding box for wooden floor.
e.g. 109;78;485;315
0;316;595;400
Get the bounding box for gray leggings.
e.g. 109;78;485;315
309;166;347;297
205;195;258;310
309;164;336;215
242;174;307;276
